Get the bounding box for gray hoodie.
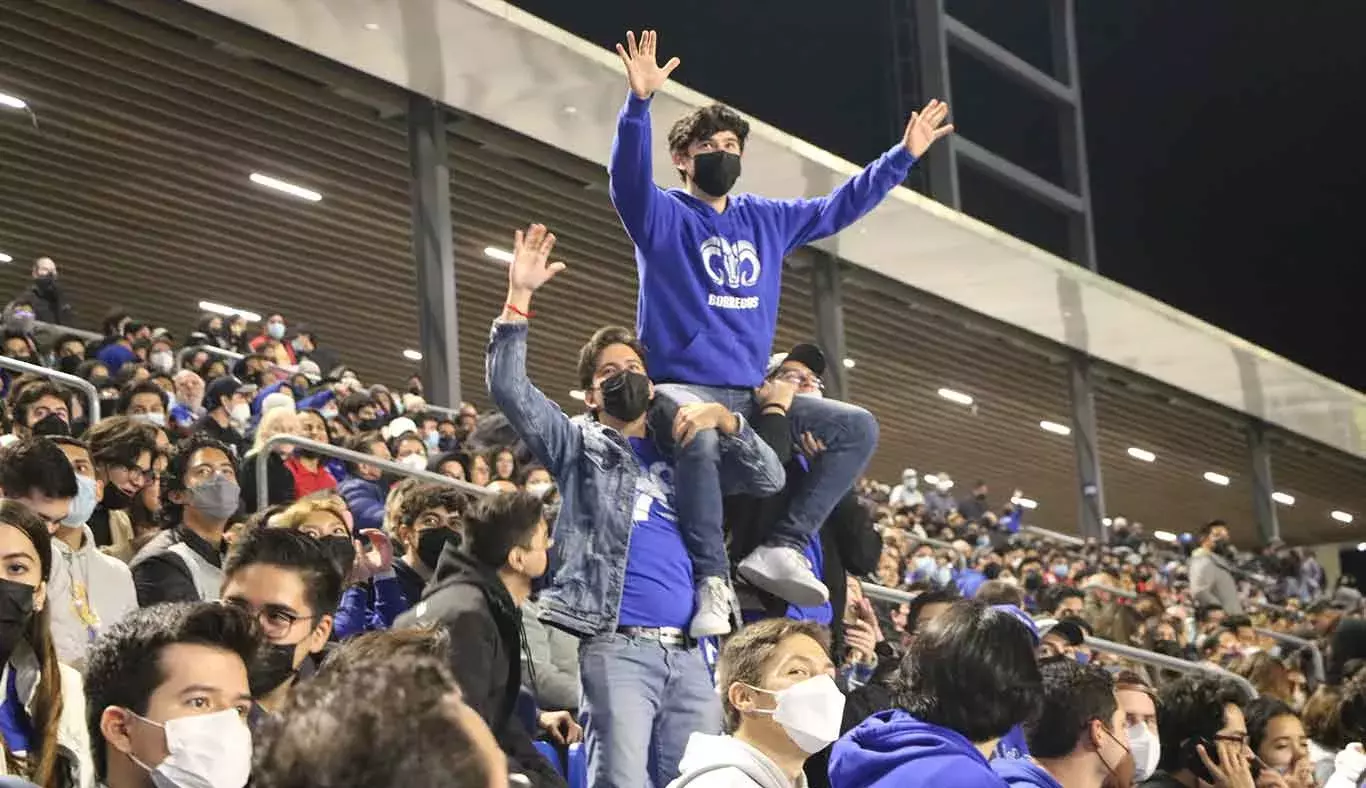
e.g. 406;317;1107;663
1189;547;1244;614
668;733;807;788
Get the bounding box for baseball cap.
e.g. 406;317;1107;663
766;342;827;378
1037;617;1091;647
992;604;1039;643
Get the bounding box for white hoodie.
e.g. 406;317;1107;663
668;733;807;788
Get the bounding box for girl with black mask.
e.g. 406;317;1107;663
0;499;95;786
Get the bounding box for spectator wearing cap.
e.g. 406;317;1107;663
1036;618;1092;663
195;375;250;458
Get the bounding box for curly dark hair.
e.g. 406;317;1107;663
666;104;751;182
396;483;472;530
158;433;237;528
1154;674;1252;774
575;326;646;390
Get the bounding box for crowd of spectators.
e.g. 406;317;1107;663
0;26;1363;788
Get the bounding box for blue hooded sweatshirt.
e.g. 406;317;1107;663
991;759;1063;788
829;710;1007;788
609;93;918;388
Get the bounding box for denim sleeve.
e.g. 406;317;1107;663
486;320;583;480
717;413;786;496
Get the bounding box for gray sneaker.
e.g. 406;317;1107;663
737;544;829;607
689;576;736;638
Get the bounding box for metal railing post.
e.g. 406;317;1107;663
0;357;101;424
1254;628;1325;688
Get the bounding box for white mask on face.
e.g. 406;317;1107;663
228;403;251;424
399;453;427;472
745;674;846;754
129;708;253;788
526;481;553;499
1126;722;1160;782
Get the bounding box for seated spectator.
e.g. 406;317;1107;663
287;409;338;499
429;451;469;482
219;527;340;719
193;375;251;458
390;483;468;608
1143;674;1253;788
993;659;1131;788
522;592;582;714
84;602;257;788
522;464;554;498
466;451;492;487
339;392;382;433
130;435;240;606
1114;671;1162;783
0;437;78;528
389;429;429;473
95;319;146;373
252;649;507;788
394;491;565;787
84;416;159;560
1037;618;1090;662
0;500;94;785
492;447;518;483
116;381;168;430
337;432;390;533
47;436;137;671
487;479;518;494
8;382;74;442
1245;696;1314;787
168;370;204;432
829;600;1042;788
1044;586;1086;620
240;407;301;512
671;619;840;788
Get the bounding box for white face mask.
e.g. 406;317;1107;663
229;403;251;424
129;708;253;788
1126;722;1160;782
526;481;553;499
135;412;167;429
745;674;845;754
399;453;427;472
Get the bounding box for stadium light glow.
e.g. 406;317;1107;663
484;246;515;263
937;387;973;406
1127;447;1157;463
0;252;11;264
842;358;856;369
1203;471;1230;486
0;93;26;110
1039;420;1071;436
1272;491;1295;506
1010;496;1038;510
402;349;423;361
569;390;586;401
1357;542;1366;552
249;172;322;202
198;301;261;322
1154;530;1178;543
923;474;940;486
1332;510;1355;524
1102;517;1113;526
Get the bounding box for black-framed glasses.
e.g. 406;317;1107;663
223;599;309;640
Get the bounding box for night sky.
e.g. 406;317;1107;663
509;0;1366;392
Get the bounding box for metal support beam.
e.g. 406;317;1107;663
1049;0;1099;271
954;137;1086;214
1068;353;1106;541
810;253;849;402
1248;421;1280;543
910;0;960;208
943;15;1075;104
407;94;460;407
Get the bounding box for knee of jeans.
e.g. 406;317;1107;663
677;427;721;460
847;405;879;448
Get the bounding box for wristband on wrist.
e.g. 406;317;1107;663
505;303;534;319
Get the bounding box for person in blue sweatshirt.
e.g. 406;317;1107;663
608;29;955;638
993;659;1135;788
829;600;1041;788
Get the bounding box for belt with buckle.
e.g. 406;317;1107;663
616;625;695;648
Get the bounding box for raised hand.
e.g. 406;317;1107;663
903;99;955;158
615;30;680;100
506;223;566;297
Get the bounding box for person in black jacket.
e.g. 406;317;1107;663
394;491;567;788
15;257;71;326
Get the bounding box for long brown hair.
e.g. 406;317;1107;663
0;500;64;786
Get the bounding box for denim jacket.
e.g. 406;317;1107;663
486;319;785;637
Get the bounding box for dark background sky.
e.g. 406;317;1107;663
510;0;1365;391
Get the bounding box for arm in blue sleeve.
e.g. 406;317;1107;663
332;585;371;640
486;320;583;482
371;573;408;628
341;482;386;532
780;144;918;251
297;389;336;411
608;93;675;252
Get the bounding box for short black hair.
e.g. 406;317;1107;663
159;433;237;528
465;491;545;570
252;651;490;788
84;602;259;780
975;580;1025;608
1045;586;1085;615
895;599;1042;742
1025;659;1118;758
343;431;386;475
116;380;166;415
0;437;78;501
906;588;959;635
1245;696;1296;755
338;392;375;419
666;104;751;182
223;527;344;619
1154;674;1252;773
85;416;160;470
12;381;74;427
575;326;647;390
1196;603;1225;623
1199;519;1227;540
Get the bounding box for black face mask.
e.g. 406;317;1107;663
249;641;302;697
57;355;83;376
319;536;356;578
1023;571;1043;592
33;275;56;296
599;370;651;423
691;151;742;197
418;528;460;572
102;483;134;511
356;417;384;432
0;579;35;665
30;413;70;438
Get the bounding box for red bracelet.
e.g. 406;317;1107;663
505;303;534;319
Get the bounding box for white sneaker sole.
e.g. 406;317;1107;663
689;616;733;638
737;561;830;607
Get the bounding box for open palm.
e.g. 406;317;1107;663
615;30;680;100
903;99;955;157
507;223;566;294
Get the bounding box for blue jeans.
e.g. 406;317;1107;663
651;384;879;578
579;633;720;788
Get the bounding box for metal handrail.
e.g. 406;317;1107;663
32;320;103;343
1086;636;1259;699
1023;525;1087;546
909;535;957;552
859;580;916;605
1084;583;1140;600
1255;628;1326;687
245;434;492;512
177;344;245;368
0;356;100;424
421;403;463;419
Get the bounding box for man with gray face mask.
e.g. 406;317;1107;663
131;435;242;607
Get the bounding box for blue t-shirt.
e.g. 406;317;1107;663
617;437;695;629
0;666;34;756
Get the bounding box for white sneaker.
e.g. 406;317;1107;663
689;576;736;638
737;545;829;607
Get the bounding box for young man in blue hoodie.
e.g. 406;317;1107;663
829;600;1041;788
992;659;1135;788
609;29;954;637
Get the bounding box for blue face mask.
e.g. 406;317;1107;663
1075;650;1090;665
62;474;99;527
935;566;953;587
1052;564;1070;579
267;322;286;340
914;556;936;574
424;432;441;451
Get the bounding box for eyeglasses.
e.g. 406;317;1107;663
116;464;156;487
223;599;310;640
774;370;824;390
1211;733;1250;747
